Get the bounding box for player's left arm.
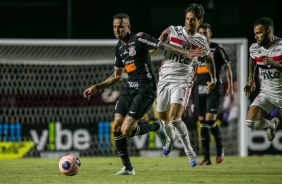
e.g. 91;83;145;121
159;42;204;59
150;28;170;55
262;57;282;72
223;63;234;98
204;53;216;93
219;46;234;98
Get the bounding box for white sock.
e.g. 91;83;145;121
165;122;175;142
170;118;194;156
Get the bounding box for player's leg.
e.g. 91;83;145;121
195;95;211;165
156;83;176;154
158;110;176;154
112;113;135;175
169;103;198;167
246;105;279;141
246;95;279;141
126;90;167;145
206;93;224;164
112;90;135;175
169;85;198;167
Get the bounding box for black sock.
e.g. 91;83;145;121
208;120;223;151
130;122;159;137
200;120;210;161
114;132;133;171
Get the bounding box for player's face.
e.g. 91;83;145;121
185;12;203;35
198;28;212;41
113;18;130;40
254;25;270;46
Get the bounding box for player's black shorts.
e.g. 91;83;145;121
194;87;223;116
114;84;156;120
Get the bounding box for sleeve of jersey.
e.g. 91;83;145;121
249;45;256;59
136;32;160;50
114;45;124;69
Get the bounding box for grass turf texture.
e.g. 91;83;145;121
1;156;281;184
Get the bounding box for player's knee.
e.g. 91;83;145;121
246;119;263;130
199;120;215;128
169;118;182;127
121;128;131;136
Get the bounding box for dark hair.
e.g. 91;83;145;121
113;13;130;23
254;17;274;33
198;22;212;31
185;3;205;20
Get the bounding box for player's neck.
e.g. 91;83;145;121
120;32;131;45
263;36;276;49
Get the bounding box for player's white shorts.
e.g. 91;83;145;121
157;80;192;112
251;93;282;114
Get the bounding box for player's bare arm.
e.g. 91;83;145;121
262;57;282;72
150;28;170;55
244;57;256;97
204;53;216;93
224;63;234;99
159;42;204;59
83;68;124;100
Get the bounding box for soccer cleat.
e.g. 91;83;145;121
155;120;168;147
112;166;135;176
163;140;174;155
163;136;178;155
188;153;198;168
267;117;280;141
216;147;225;164
198;160;212;165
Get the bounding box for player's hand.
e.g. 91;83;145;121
159;28;170;42
83;84;99;100
244;81;256;97
206;81;216;93
261;56;270;67
186;47;204;59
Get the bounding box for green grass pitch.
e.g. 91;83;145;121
1;156;281;184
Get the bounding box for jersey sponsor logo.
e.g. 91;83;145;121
168;52;192;65
125;62;136;73
197;65;209;74
127;81;139;89
137;38;158;47
128;46;136;56
260;70;281;79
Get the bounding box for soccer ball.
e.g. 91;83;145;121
59;154;81;176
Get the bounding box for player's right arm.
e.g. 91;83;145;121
149;28;170;55
244;57;256;97
83;68;123;100
204;53;216;93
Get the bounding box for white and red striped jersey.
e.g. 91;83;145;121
159;26;210;83
249;38;282;99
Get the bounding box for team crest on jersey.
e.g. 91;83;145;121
128;46;136;56
182;41;192;50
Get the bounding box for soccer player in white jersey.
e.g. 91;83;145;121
84;13;204;175
151;3;216;167
244;17;281;141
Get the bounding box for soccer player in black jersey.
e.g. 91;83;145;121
83;13;204;175
195;23;234;165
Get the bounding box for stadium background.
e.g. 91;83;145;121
0;0;281;158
